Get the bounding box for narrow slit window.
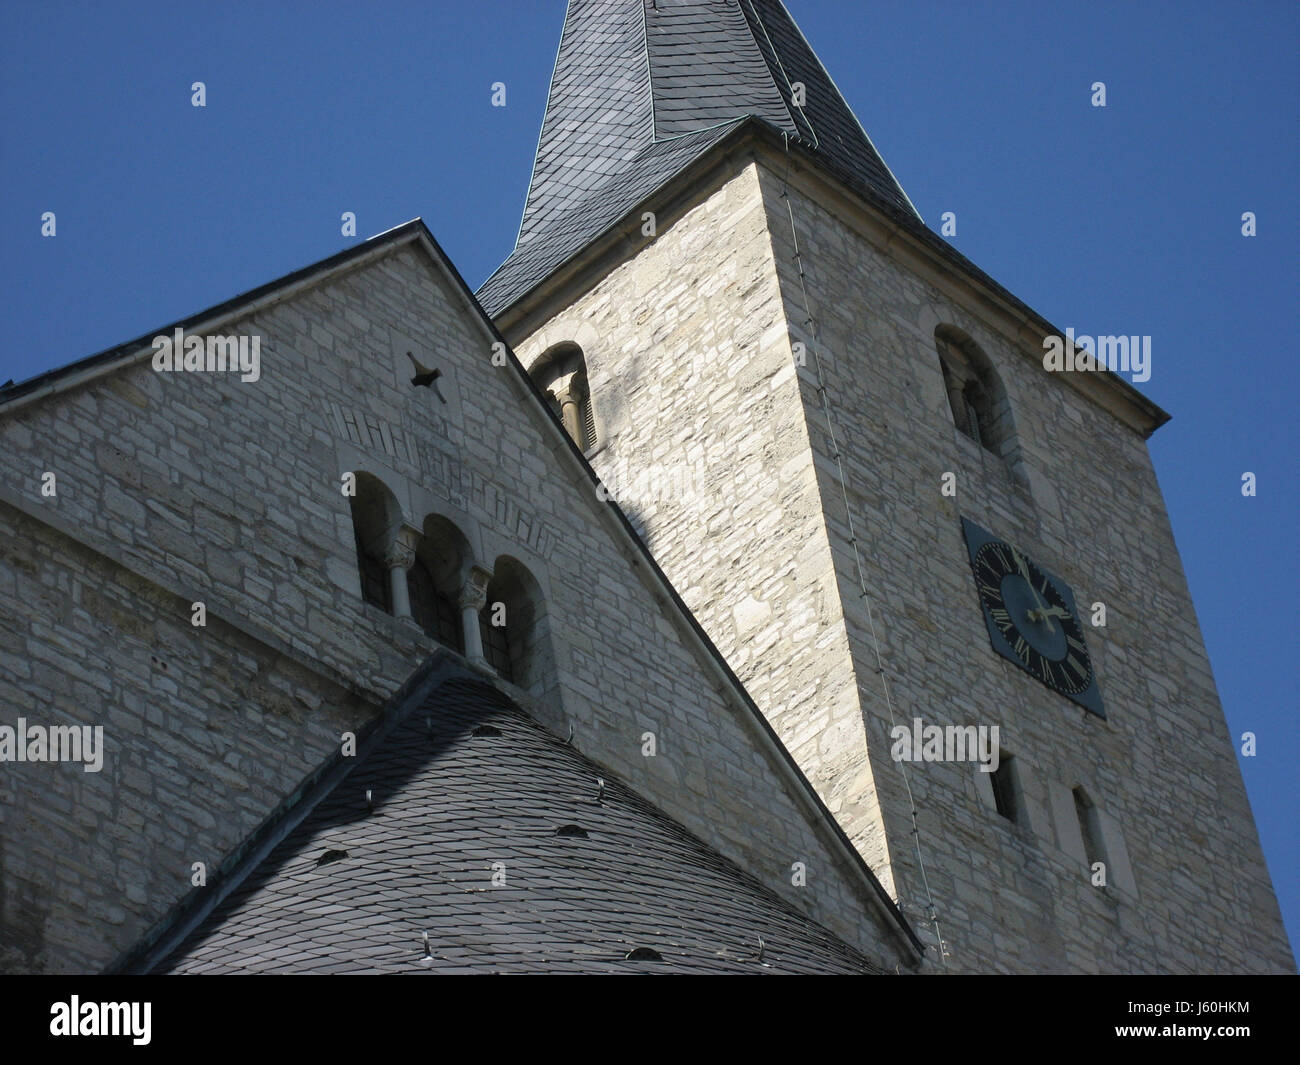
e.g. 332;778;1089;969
1074;787;1107;870
990;756;1017;822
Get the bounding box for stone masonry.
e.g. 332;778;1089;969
501;143;1294;974
0;231;911;972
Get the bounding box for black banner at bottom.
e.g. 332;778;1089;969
0;972;1291;1052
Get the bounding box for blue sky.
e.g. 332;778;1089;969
2;0;1295;960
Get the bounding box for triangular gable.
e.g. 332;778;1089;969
2;216;920;966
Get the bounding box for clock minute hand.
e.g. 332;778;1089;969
1013;548;1055;633
1013;548;1034;587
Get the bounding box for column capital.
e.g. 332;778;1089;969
381;524;421;572
457;565;492;612
381;542;415;572
549;369;580;400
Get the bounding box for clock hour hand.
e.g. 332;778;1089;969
1028;605;1071;622
1013;548;1054;633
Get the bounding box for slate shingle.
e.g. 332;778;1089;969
478;0;918;315
155;675;886;974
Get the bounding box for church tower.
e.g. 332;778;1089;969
481;0;1293;972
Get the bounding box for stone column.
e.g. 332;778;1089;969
945;377;968;430
382;526;421;620
550;370;583;444
458;567;492;668
936;345;968;434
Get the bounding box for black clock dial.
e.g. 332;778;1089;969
972;541;1092;694
961;517;1103;716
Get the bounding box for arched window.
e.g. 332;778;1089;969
479;601;514;682
349;472;402;613
355;527;390;611
530;343;597;452
409;515;472;652
934;326;1016;462
408;557;461;650
479;556;552;691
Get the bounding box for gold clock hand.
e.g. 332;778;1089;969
1013;547;1031;582
1013;547;1054;633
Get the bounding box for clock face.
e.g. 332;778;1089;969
961;518;1104;716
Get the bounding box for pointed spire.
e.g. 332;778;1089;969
517;0;656;250
482;0;917;314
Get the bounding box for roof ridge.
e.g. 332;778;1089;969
641;0;657;142
0;219;431;412
738;0;812;145
767;0;922;220
514;0;657;251
506;0;575;253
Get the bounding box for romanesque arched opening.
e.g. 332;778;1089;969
934;325;1019;467
480;555;552;692
529;342;596;452
409;514;473;652
349;472;402;613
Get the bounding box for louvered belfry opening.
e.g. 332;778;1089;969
529;342;595;452
580;391;598;451
934;325;1016;463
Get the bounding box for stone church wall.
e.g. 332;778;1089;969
508;151;1292;973
511;161;893;910
0;238;907;971
759;158;1291;972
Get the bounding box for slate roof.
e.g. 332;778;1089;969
147;669;887;974
477;0;919;315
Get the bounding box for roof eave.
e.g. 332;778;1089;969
0;220;432;415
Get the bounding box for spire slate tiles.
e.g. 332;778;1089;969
477;0;918;315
